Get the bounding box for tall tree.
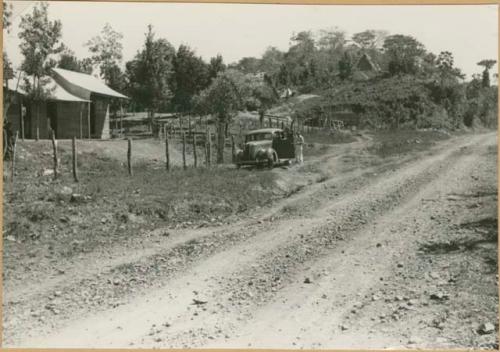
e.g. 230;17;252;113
383;34;426;76
85;23;124;84
429;51;465;127
260;46;284;79
58;48;93;74
280;31;317;87
208;54;226;81
253;81;278;127
3;1;15;122
477;59;497;88
338;51;354;80
172;44;209;113
352;30;377;49
18;2;63;139
232;56;261;74
126;25;176;131
3;1;12;32
194;72;242;163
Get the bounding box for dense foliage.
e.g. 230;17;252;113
11;3;498;132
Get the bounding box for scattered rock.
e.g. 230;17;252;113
192;298;208;305
340;324;349;331
429;272;440;279
407;337;423;345
397;262;404;268
42;169;54;176
70;193;87;204
430;292;449;301
59;186;73;195
304;277;312;284
478;322;495;335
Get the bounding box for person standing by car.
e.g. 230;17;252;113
295;131;304;164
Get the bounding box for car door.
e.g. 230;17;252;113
273;131;295;159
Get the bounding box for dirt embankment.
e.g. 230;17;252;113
2;131;497;349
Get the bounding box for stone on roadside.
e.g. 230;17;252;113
42;168;54;176
478;322;495;335
430;292;449;301
70;193;86;204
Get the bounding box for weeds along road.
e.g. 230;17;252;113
6;131;498;348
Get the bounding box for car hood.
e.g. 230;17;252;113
246;140;272;148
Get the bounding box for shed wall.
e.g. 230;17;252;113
55;101;90;139
92;96;110;139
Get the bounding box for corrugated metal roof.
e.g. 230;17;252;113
4;72;89;102
52;67;128;99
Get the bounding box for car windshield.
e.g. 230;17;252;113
246;133;273;142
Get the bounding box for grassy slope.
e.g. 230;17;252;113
3;141;281;262
3;129;452;272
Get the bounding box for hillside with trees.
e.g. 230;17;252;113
5;3;498;137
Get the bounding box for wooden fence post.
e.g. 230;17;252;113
165;133;170;171
206;130;211;167
11;131;18;182
51;130;58;180
127;138;133;176
120;105;124;138
20;106;25;141
231;135;236;163
87;101;91;139
192;134;197;168
72;136;78;182
182;132;187;170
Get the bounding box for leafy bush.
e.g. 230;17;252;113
292;74;498;131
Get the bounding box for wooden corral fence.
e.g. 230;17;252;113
5;111;352;185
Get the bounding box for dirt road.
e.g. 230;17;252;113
4;131;497;348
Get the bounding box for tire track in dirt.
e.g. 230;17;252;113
2;140;387;345
142;133;494;348
211;133;497;349
13;132;493;348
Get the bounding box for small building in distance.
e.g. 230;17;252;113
352;52;382;81
4;67;128;140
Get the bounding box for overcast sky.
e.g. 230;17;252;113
3;1;498;79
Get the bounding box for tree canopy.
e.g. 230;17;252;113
85;23;124;84
126;25;176;116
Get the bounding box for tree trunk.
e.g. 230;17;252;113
216;120;224;164
36;102;40;141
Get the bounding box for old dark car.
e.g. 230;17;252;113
234;128;295;168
